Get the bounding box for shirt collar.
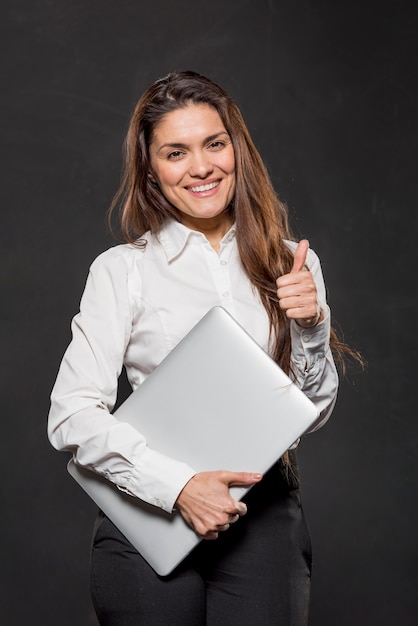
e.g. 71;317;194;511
157;219;236;262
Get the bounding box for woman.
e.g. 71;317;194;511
48;70;341;625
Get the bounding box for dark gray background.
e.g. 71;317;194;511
2;1;417;624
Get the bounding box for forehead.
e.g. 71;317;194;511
151;103;226;143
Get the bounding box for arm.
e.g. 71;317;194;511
277;241;339;433
48;248;196;513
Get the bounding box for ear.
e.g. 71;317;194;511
148;172;157;184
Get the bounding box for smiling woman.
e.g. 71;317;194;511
148;104;236;249
48;70;354;626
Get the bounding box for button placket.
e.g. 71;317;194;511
203;246;234;307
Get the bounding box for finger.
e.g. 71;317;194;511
204;531;219;541
235;501;248;516
291;239;309;273
222;471;263;487
229;513;240;524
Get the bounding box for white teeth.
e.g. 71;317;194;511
190;181;219;193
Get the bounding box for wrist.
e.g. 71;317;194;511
296;308;323;329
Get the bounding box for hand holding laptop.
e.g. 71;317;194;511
68;307;319;575
175;470;263;539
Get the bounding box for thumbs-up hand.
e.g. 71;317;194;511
276;240;322;328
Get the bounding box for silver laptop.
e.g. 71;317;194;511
68;306;319;576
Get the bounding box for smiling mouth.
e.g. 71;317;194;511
188;181;220;193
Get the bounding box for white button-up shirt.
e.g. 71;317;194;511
48;220;338;512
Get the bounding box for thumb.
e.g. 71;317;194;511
223;471;263;487
291;239;309;273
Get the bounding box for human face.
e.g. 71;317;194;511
149;104;236;237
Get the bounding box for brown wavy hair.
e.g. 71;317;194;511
109;70;360;373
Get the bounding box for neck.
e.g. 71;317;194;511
180;212;234;252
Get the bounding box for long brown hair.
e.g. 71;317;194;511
109;70;359;373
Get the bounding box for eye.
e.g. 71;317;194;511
167;150;184;160
208;140;225;150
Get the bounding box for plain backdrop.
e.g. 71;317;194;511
1;1;417;624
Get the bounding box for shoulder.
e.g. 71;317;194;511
79;242;151;309
89;240;148;275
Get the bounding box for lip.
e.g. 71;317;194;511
186;179;221;196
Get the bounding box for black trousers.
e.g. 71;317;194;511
90;462;312;626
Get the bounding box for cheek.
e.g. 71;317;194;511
223;156;236;187
223;148;236;176
153;164;181;189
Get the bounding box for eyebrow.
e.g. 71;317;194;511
155;131;230;154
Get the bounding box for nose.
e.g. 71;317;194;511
188;150;214;178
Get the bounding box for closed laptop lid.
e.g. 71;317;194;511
68;306;319;575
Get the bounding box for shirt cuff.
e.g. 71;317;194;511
290;305;331;368
118;447;197;513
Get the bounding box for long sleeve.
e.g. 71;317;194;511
287;245;339;433
48;225;339;509
48;248;196;513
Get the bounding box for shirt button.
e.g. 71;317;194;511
302;332;311;343
155;499;164;508
220;259;227;266
222;291;230;298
